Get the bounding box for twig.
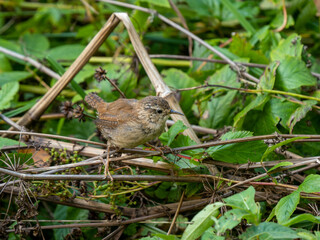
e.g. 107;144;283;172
167;191;185;235
168;0;192;58
274;0;287;32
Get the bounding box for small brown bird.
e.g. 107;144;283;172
85;92;183;178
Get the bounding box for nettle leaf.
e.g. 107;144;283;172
200;91;237;129
47;44;85;61
240;222;300;240
229;35;269;64
206;131;267;164
0;82;19;111
181;202;224;240
0;71;32;87
159;120;187;146
257;61;279;90
21;33;50;58
223;186;260;225
298;174;320;193
275;56;316;91
242;102;279;135
269;98;299;130
201;65;239;129
270;34;303;61
275;191;300;225
287;100;317;134
162;68;198;115
234;95;270;128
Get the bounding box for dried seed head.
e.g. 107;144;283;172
94;66;107;82
60;101;74;119
73;105;85;122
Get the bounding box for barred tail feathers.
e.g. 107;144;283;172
85;92;105;109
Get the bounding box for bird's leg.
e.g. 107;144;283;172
103;144;113;181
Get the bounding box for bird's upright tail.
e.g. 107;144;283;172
85;92;105;109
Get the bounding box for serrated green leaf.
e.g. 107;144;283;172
268;162;293;173
234;94;270;128
0;71;32;87
223;186;260;225
258;61;279;90
181;202;224;240
206;131;267;163
275;56;316;91
240;222;300;239
270;34;303;61
159;120;187;146
298;174;320;193
21;33;50;58
287;100;317;134
0;82;19;111
275;191;300;225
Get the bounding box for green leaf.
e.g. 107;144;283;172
233;95;270;128
284;214;320;227
220;0;256;35
162;68;198;116
206;131;267;164
53;205;89;239
275;56;316;91
268;98;299;130
21;33;50;58
4;98;39;118
201;227;224;240
298;174;320;193
275;191;300;225
240;222;300;239
0;53;12;73
223;186;260;225
47;44;85;61
181;202;224;240
0;137;26;149
258;61;279;90
287;100;317;134
159;120;187;146
0;82;19;111
199;91;237;129
0;71;32;87
214;208;248;234
139;0;170;8
261;137;309;162
229;35;268;64
270;34;303;61
268;162;293;173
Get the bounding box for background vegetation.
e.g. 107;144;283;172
0;0;320;239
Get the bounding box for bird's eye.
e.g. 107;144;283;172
157;109;163;114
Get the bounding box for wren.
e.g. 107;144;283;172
85;93;183;178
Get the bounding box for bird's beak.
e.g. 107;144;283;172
170;109;184;116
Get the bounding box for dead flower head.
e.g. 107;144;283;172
60;101;74;119
73;105;85;122
94;66;107;82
